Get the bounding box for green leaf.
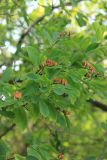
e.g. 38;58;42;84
101;122;107;130
27;146;42;160
42;29;53;44
15;154;25;160
26;156;38;160
14;107;27;129
1;67;12;82
0;140;10;159
69;69;86;82
27;144;54;160
60;0;65;8
49;105;57;121
57;113;67;127
86;42;99;52
53;84;65;95
31;104;40;119
92;22;105;41
0;156;5;160
66;83;80;104
0;141;7;156
39;100;50;117
70;52;83;65
45;6;52;16
86;156;96;160
75;12;87;27
26;46;40;66
0;110;14;118
86;45;107;58
70;0;78;6
94;64;104;73
64;115;71;130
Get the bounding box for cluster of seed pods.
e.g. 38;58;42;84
82;61;100;79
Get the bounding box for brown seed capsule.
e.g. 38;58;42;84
63;110;71;116
59;32;66;37
82;61;90;68
44;59;58;67
53;78;68;85
85;72;91;78
14;91;22;99
58;153;64;160
89;66;95;73
67;31;73;37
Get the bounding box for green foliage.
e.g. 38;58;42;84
0;140;10;160
15;154;25;160
39;100;50;117
27;144;56;160
1;67;12;82
14;107;27;129
0;0;107;159
75;12;87;27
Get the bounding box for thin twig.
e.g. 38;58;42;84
15;15;46;53
88;99;107;111
15;1;76;54
7;157;15;160
0;123;16;139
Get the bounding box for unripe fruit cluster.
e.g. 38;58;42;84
53;78;68;85
44;59;58;67
43;59;68;85
82;61;100;79
59;31;73;37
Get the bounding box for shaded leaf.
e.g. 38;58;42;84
1;67;12;82
27;46;40;66
39;100;50;117
14;108;27;129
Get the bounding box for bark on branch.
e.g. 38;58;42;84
88;99;107;112
15;15;45;54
